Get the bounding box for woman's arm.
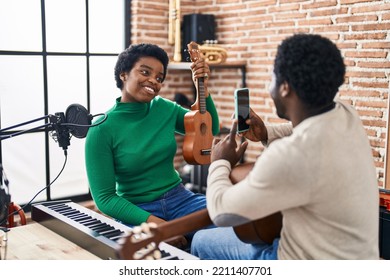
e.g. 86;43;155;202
85;125;151;225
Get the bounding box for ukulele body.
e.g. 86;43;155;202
183;109;213;165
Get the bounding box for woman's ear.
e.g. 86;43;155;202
120;72;127;82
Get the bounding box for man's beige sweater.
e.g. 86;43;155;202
207;100;379;259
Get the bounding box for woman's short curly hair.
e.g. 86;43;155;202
114;43;169;89
273;34;345;106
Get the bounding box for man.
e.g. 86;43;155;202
191;33;379;260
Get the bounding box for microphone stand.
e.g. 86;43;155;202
0;113;70;151
0;163;10;230
0;113;70;229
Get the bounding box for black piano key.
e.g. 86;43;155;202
66;213;86;219
81;219;101;226
99;227;117;233
95;226;115;234
166;256;180;260
51;205;70;210
160;250;171;258
110;235;125;241
51;207;72;213
63;210;80;215
103;230;123;239
98;227;116;234
89;223;108;231
62;210;81;217
47;204;68;211
68;214;92;221
73;216;92;222
57;208;75;214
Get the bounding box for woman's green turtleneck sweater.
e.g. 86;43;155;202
85;95;219;225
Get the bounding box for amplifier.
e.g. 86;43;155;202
181;13;216;62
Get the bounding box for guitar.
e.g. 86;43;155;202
118;163;283;260
118;208;212;260
182;41;214;165
229;162;283;244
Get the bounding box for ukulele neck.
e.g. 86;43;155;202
195;77;207;114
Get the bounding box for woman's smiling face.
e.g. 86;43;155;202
120;56;165;103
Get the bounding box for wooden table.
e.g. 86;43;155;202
2;222;100;260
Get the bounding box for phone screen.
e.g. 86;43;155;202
235;88;250;133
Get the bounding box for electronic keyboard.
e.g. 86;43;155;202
31;200;198;260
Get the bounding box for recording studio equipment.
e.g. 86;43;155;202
31;201;198;260
65;104;91;138
42;103;93;151
0;164;10;227
181;14;216;62
0;104;107;151
50;103;94;150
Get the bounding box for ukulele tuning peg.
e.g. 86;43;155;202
131;225;142;235
140;222;151;234
133;242;160;260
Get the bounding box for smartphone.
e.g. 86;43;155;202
234;88;250;133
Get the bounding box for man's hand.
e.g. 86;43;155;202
211;120;248;167
241;108;268;142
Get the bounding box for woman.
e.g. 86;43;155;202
85;43;219;242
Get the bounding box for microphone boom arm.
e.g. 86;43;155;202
1;105;105;150
0;115;53;140
0;113;70;151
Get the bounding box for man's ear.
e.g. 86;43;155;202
280;82;290;97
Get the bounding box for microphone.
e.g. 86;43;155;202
50;104;106;151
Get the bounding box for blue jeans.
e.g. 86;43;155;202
191;227;279;260
136;183;212;240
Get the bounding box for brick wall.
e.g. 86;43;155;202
130;0;390;189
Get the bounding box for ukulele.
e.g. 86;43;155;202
118;163;283;260
182;41;214;165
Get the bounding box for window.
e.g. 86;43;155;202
0;0;129;207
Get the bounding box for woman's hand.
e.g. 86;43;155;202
146;215;166;224
190;57;211;97
145;215;188;249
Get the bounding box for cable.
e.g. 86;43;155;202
0;152;68;227
60;113;108;128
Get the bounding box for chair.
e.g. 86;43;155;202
7;202;26;227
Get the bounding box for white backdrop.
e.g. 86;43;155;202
0;0;124;205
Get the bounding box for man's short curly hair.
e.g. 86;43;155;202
114;43;169;90
273;34;345;106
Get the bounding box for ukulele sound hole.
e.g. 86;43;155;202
200;123;207;134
